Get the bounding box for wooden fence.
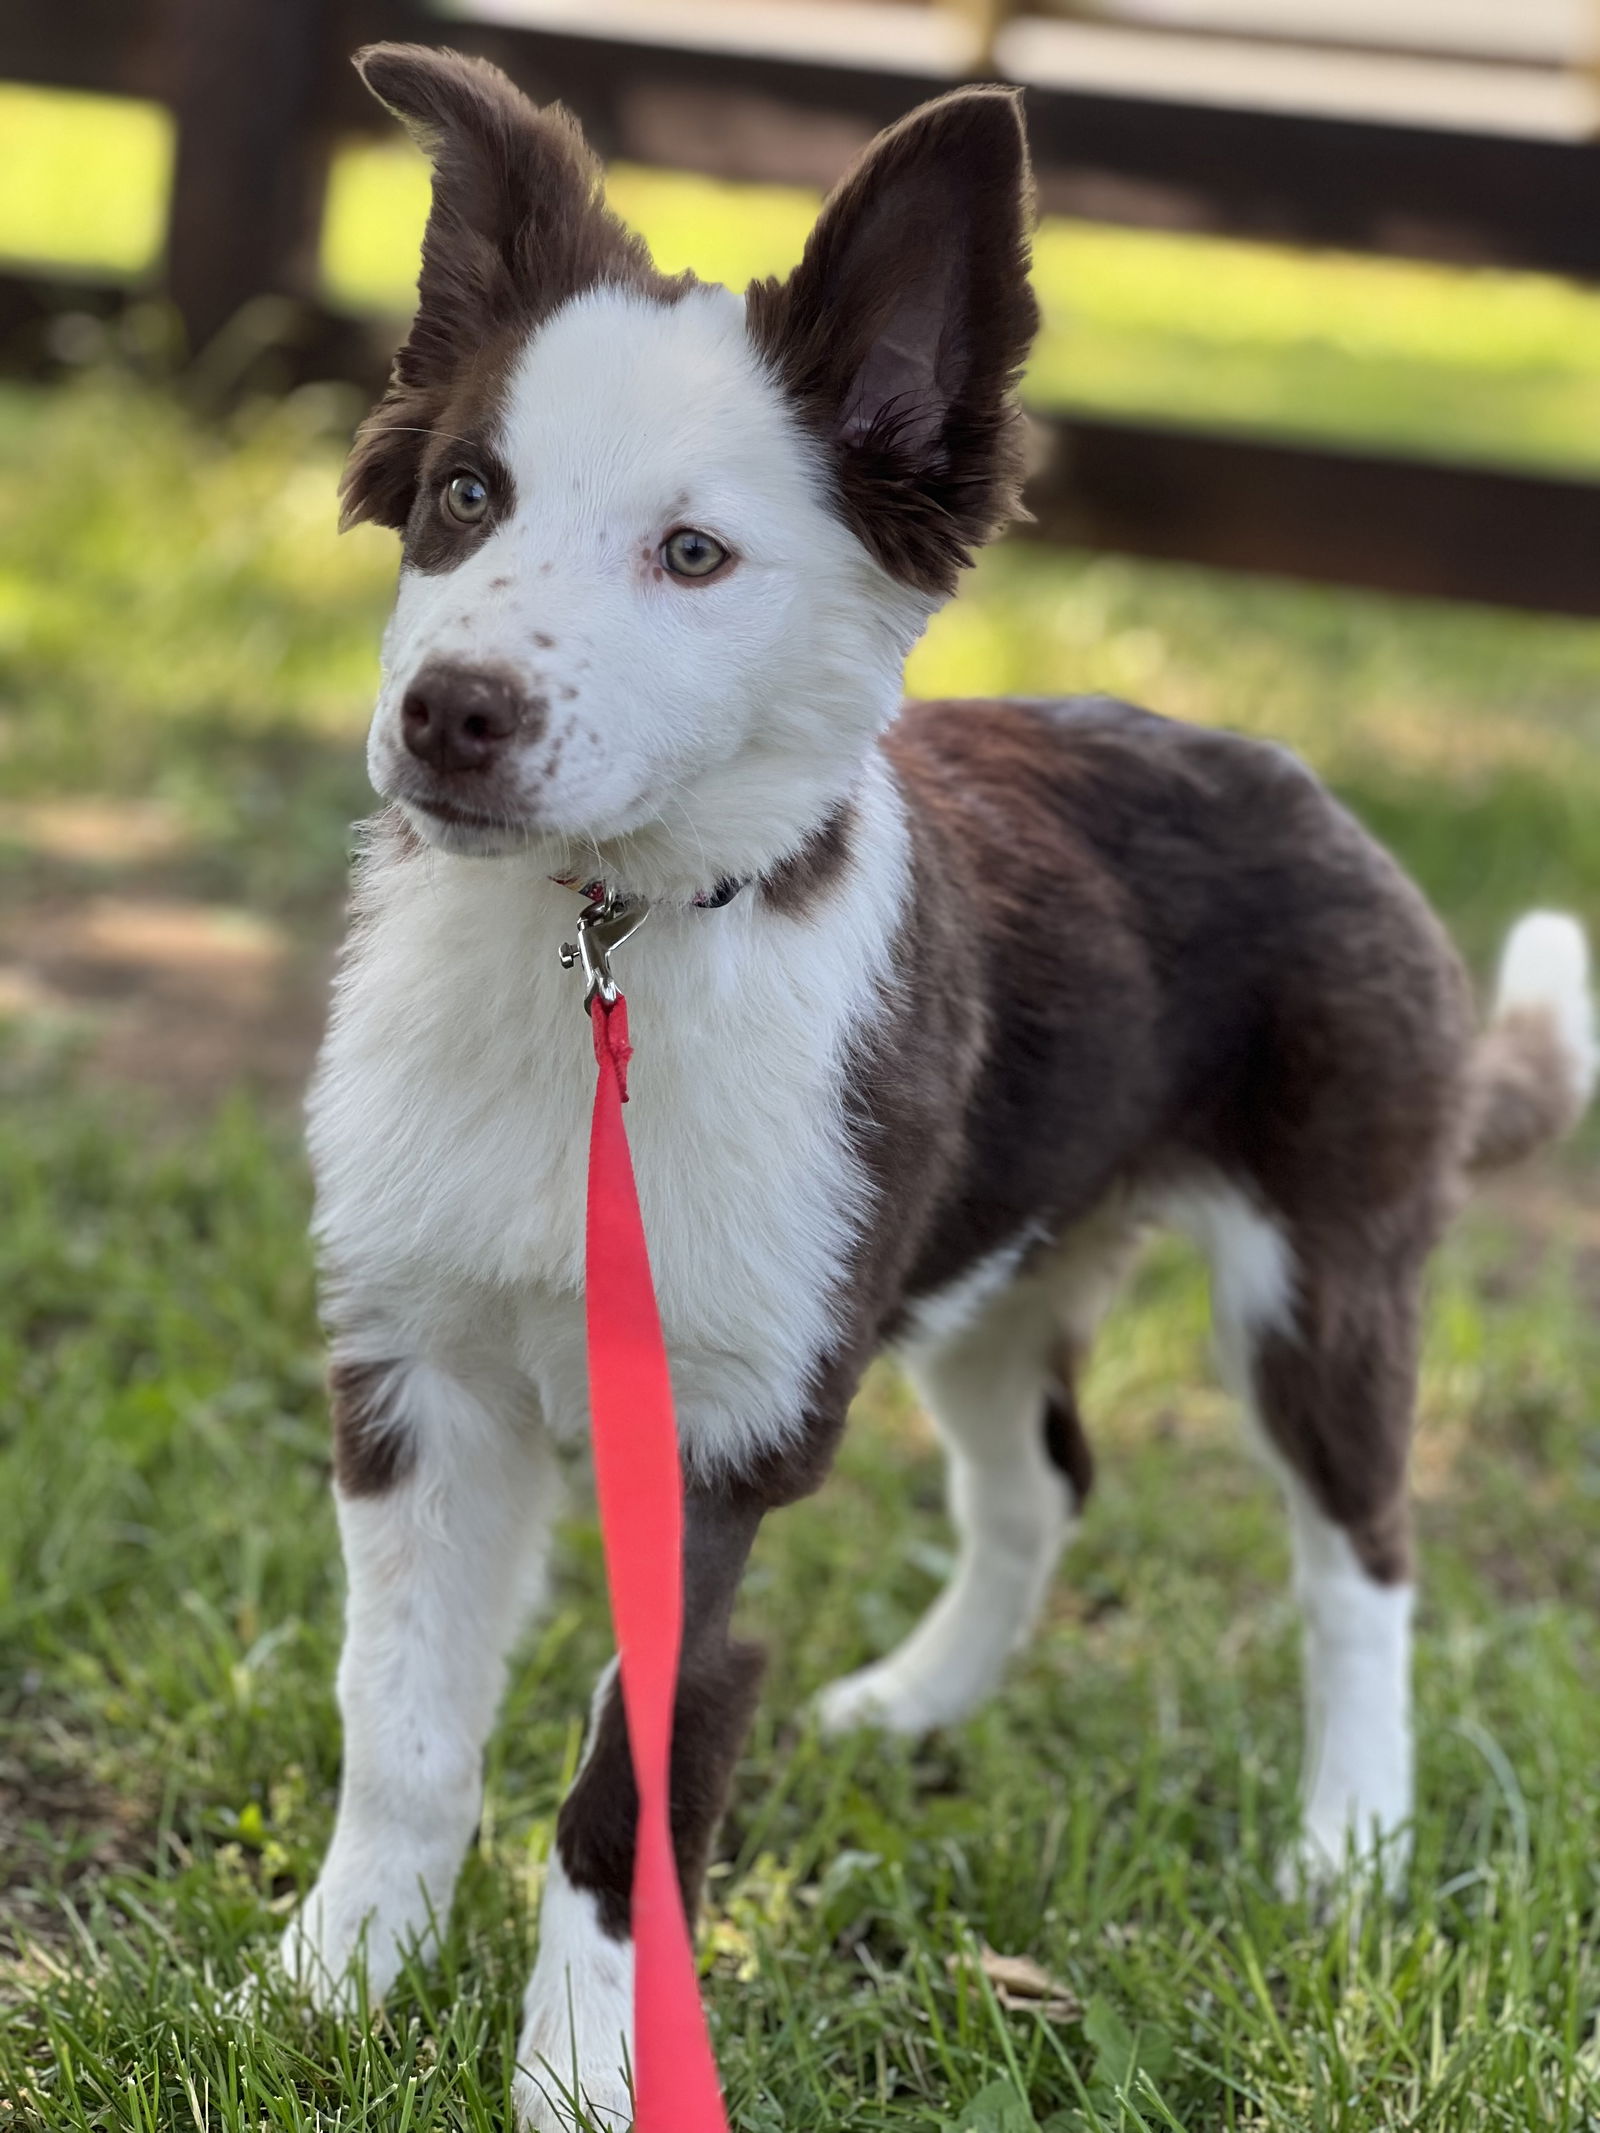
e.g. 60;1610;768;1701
4;0;1600;616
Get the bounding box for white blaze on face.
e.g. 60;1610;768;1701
369;283;926;893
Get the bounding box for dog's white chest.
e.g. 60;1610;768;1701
308;847;882;1467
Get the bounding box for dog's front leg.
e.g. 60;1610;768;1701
283;1352;559;2012
514;1486;765;2133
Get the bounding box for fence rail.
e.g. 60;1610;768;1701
4;0;1599;616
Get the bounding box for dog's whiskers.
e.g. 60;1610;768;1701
368;423;481;452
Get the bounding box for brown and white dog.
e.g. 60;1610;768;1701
287;44;1597;2128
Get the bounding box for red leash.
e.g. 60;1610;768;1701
585;987;730;2133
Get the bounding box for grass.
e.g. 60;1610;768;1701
2;79;1600;2133
2;1004;1598;2128
1;373;1598;2131
0;87;172;279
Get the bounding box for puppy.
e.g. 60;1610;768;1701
287;45;1597;2129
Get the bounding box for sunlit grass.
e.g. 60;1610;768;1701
0;85;172;275
1;1051;1596;2129
6;88;1600;469
321;135;1600;473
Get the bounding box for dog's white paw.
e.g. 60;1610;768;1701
512;2059;633;2133
814;1658;962;1738
1276;1808;1411;1906
515;1856;634;2131
278;1848;448;2014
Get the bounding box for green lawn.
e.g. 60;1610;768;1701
2;76;1600;2133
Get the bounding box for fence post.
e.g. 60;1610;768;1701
161;0;337;356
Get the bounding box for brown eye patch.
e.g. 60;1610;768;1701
400;441;515;575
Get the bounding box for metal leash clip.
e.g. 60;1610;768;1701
559;892;650;1011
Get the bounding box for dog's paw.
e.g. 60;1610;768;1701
814;1659;957;1739
278;1888;384;2017
278;1859;440;2015
516;1857;634;2131
512;2060;633;2132
1275;1813;1411;1907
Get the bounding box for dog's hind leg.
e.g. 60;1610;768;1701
1185;1184;1422;1893
1259;1273;1420;1896
1274;1460;1415;1897
816;1220;1135;1738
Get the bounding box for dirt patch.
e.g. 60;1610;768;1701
0;1718;155;1975
0;793;340;1109
0;892;333;1108
0;798;188;868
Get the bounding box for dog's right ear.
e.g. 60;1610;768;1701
341;43;659;532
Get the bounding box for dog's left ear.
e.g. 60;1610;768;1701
747;88;1038;598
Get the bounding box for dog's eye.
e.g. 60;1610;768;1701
662;528;730;581
442;473;490;526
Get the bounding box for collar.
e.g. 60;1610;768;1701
552;872;747;912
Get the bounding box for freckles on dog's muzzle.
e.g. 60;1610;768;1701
399;660;546;775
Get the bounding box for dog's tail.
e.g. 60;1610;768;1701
1465;911;1597;1175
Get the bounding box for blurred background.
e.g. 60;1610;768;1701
4;0;1600;1095
3;0;1600;1101
2;5;1598;2127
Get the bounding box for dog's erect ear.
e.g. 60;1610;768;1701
342;43;671;532
354;43;656;385
747;88;1037;598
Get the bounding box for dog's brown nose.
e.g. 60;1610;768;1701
401;662;523;773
